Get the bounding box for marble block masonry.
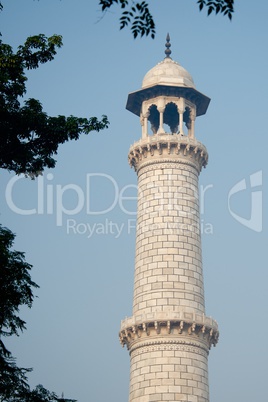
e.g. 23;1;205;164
119;35;219;402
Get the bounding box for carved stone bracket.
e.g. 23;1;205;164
119;316;219;351
128;134;208;173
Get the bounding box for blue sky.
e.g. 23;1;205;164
0;1;267;401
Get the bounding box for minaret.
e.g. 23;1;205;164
119;35;219;402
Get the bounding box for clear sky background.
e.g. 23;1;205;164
0;1;267;401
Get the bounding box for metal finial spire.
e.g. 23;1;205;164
165;33;171;58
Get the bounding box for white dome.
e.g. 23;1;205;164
142;57;195;89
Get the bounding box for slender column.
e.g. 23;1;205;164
188;109;196;139
157;102;165;134
141;112;149;138
179;108;185;135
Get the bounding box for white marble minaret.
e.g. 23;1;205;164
119;35;219;402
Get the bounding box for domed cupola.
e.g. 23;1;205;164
126;34;210;139
142;55;195;90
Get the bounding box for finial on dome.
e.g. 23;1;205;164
165;33;172;59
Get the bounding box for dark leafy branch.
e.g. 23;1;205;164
197;0;234;19
17;34;64;70
0;34;109;176
100;0;155;38
99;0;234;39
0;225;38;338
0;224;35;401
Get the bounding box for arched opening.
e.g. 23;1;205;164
184;107;191;132
145;102;194;137
148;104;159;134
163;102;179;134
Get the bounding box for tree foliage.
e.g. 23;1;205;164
197;0;234;19
100;0;156;38
99;0;234;39
0;225;38;338
0;224;35;401
24;385;58;402
0;226;76;401
27;385;77;402
0;34;109;176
